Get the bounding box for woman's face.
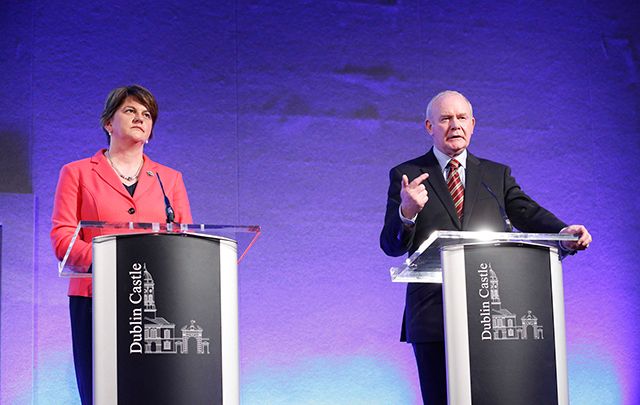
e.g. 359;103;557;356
105;97;153;146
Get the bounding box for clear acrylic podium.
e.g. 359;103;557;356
58;221;261;277
390;231;578;405
58;221;260;405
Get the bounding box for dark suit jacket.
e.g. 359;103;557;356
380;148;566;342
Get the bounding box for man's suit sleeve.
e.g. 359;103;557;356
380;167;416;257
502;166;567;233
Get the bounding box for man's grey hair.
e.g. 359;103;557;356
425;90;474;121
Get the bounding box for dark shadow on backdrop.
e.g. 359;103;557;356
0;131;32;193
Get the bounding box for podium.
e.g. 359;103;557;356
58;221;260;405
390;231;578;405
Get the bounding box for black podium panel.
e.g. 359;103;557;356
114;234;222;404
463;244;558;405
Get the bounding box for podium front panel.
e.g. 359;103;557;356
442;242;568;405
93;233;238;404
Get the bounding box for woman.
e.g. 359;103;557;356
51;85;192;405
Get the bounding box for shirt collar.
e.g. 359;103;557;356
433;147;467;171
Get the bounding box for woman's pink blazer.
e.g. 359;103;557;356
51;150;193;297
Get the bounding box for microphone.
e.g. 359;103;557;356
155;172;175;223
481;182;513;232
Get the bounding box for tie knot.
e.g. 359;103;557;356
448;159;460;170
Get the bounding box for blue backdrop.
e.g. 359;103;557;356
1;1;638;404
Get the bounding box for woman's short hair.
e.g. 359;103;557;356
100;85;159;142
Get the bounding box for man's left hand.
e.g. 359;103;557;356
560;225;592;251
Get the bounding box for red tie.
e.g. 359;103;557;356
447;159;464;220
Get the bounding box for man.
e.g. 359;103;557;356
379;90;591;404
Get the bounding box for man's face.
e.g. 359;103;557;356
426;93;475;157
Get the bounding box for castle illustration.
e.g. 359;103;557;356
143;270;210;354
490;269;544;341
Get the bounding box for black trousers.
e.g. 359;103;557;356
69;296;92;405
412;342;447;405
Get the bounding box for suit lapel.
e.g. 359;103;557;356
422;149;462;229
462;152;481;229
91;150;160;203
91;150;133;202
133;155;159;201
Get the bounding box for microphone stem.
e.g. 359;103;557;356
482;182;512;232
156;173;175;224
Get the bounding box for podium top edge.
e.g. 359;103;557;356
429;230;578;241
92;232;239;244
411;230;578;259
78;220;261;233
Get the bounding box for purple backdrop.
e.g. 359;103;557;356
1;1;639;404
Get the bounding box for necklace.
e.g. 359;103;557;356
105;150;143;182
